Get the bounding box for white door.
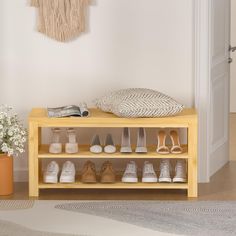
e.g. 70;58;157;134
209;0;230;176
230;0;236;112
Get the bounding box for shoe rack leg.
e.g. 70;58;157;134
187;122;198;197
29;122;39;197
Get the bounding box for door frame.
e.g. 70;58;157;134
194;0;211;183
194;0;231;183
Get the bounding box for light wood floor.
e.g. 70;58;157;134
1;161;236;200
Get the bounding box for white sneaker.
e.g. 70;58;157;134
142;161;158;183
122;161;138;183
159;159;171;183
173;160;187;183
49;128;62;154
65;128;79;154
43;161;60;183
60;161;76;183
120;128;132;153
135;128;147;153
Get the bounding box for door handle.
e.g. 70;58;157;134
229;45;236;52
228;58;233;63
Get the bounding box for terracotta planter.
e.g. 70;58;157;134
0;154;13;196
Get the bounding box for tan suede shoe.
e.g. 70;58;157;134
100;161;116;183
81;161;97;183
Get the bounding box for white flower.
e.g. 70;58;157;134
8;130;13;136
0;105;27;157
2;146;8;153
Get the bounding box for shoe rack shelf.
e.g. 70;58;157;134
29;108;198;197
38;180;188;190
38;144;188;159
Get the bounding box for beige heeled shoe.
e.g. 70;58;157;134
156;130;169;154
170;130;183;154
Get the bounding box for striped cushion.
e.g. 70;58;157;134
95;88;184;118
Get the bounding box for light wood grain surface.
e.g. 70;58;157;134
28;108;198;198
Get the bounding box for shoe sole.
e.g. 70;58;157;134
59;177;75;183
120;147;132;153
49;143;62;154
104;145;116;154
90;145;103;154
44;176;58;184
159;178;172;183
65;143;79;154
122;177;138;183
142;178;158;183
101;180;116;183
173;178;186;183
81;177;97;183
135;147;148;153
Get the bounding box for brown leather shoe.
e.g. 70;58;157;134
81;161;97;183
100;161;116;183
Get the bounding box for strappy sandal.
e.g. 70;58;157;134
170;130;183;154
156;130;169;154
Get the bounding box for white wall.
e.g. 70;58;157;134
0;0;194;181
231;0;236;112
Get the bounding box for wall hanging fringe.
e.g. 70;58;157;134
31;0;89;42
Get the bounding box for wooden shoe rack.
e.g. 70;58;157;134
28;108;198;197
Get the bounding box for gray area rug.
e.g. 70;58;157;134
55;201;236;236
0;200;34;210
0;219;85;236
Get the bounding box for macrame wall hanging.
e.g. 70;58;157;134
31;0;89;42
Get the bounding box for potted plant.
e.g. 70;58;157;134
0;105;27;195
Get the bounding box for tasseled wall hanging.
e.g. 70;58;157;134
31;0;89;42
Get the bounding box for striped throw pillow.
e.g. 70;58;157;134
95;88;184;118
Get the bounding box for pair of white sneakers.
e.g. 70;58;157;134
122;161;158;183
122;159;187;183
49;128;78;154
43;161;76;183
159;159;187;183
